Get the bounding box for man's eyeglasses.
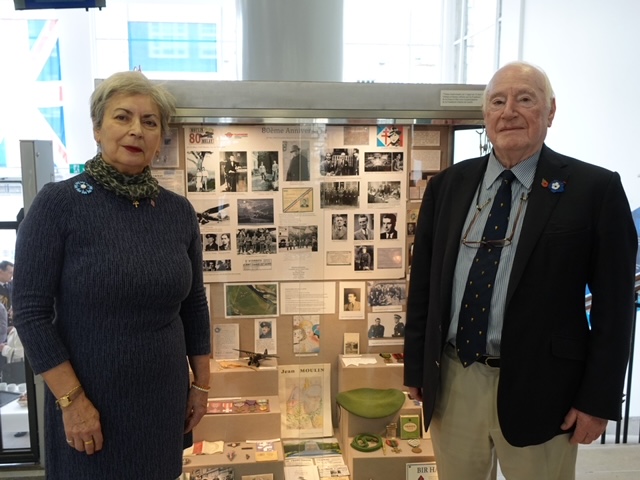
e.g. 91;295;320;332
461;192;528;249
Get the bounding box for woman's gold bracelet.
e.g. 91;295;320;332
191;383;210;393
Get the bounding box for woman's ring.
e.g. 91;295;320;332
84;440;94;445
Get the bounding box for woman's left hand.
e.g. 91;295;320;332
184;387;208;433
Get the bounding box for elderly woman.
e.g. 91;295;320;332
12;71;211;479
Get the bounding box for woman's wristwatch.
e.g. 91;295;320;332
56;385;83;409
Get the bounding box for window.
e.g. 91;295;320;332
450;0;502;84
128;22;218;73
343;0;444;83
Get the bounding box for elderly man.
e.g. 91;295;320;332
403;62;637;480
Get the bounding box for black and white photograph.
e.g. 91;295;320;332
354;245;374;271
367;181;402;205
236;228;277;255
203;233;232;252
186;149;215;192
255;318;277;354
278;225;318;252
367;280;407;311
189;199;232;225
339;280;366;320
219;151;248;192
237;198;275;225
407;222;416;236
331;214;348;241
379;213;399;239
203;259;232;272
283;140;310;182
251;150;279;192
353;213;374;241
320;181;360;208
367;312;406;346
364;151;403;172
213;259;232;271
203;233;217;251
319;148;360;176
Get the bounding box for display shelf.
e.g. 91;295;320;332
337;354;405;392
345;436;434;480
193;395;281;443
193;359;279;398
336;396;421;456
183;441;285;479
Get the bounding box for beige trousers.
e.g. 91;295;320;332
430;345;577;480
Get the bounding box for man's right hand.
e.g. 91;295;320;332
408;386;423;402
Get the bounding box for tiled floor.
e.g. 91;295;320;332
574;443;640;479
495;439;640;480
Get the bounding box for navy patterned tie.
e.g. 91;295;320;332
457;170;515;367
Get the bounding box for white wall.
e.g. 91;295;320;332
519;0;640;417
518;0;640;211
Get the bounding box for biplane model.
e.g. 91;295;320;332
234;348;278;368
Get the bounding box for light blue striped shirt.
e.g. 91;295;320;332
447;150;539;356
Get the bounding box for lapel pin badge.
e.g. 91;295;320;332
541;178;565;193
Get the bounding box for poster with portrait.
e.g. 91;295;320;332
278;363;333;438
255;318;277;354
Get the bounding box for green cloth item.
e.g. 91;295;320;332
336;388;406;418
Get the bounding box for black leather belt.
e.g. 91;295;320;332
447;343;500;368
476;355;500;368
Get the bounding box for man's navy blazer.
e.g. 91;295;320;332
404;144;637;447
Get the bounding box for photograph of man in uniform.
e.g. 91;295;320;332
391;313;405;337
354;246;373;271
204;234;218;251
368;317;385;338
259;321;273;339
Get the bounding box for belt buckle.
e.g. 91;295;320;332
479;355;500;368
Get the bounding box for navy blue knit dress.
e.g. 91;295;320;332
13;172;211;479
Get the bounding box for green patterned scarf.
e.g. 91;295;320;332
85;154;159;206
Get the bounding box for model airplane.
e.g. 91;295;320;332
234;348;278;368
197;204;230;224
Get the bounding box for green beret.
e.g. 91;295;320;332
336;388;406;418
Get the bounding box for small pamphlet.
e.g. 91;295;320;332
400;414;421;440
406;462;438;480
343;332;360;355
255;441;278;462
318;464;350;477
190;466;233;480
284;465;320;480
